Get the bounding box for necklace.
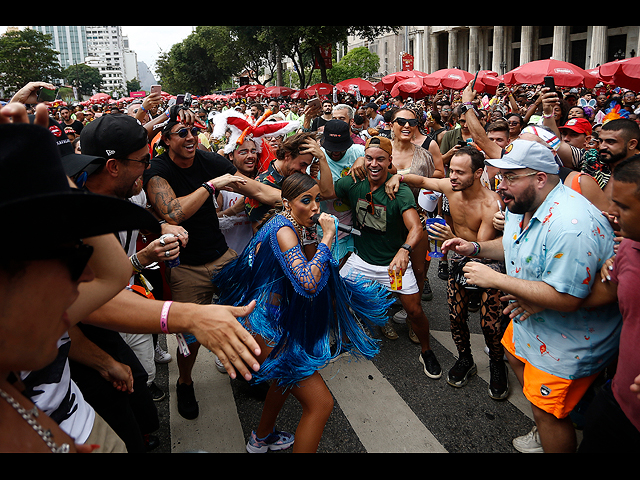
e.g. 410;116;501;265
0;386;70;453
280;210;304;244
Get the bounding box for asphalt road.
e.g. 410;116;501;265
148;261;587;453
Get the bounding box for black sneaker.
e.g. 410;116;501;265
421;278;433;301
419;350;442;379
488;359;509;400
447;355;477;387
438;261;449;280
149;382;166;402
176;381;199;420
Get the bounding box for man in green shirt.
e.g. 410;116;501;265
317;136;442;379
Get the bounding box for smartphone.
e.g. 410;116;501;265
176;94;185;106
472;70;479;90
37;87;58;103
544;76;555;92
151;85;162;95
307;98;321;110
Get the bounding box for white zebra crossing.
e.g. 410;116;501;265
166;329;531;453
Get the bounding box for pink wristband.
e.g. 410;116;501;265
160;301;172;334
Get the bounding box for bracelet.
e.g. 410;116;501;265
400;175;404;182
470;242;481;257
202;182;215;195
130;253;144;273
160;301;173;334
542;113;554;119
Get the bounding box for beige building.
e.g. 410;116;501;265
347;26;640;78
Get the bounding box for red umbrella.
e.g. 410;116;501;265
291;89;311;100
336;78;378;97
306;83;334;96
472;70;502;95
90;92;111;103
425;69;475;91
599;57;640;91
381;70;429;91
390;77;436;99
502;59;598;88
264;86;296;98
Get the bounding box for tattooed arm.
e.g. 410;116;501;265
146;176;210;225
146;174;250;225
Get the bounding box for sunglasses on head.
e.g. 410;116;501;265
168;126;200;138
24;240;94;282
394;117;418;127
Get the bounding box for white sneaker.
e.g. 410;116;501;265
154;343;172;364
393;309;407;324
512;426;544;453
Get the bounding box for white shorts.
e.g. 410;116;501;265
339;253;419;295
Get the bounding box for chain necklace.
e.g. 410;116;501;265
280;210;305;245
0;386;70;453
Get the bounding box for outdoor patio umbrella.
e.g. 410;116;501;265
381;70;429;90
501;59;598;89
425;69;475;90
336;78;378;97
599;57;640;91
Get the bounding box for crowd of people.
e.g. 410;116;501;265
1;74;640;453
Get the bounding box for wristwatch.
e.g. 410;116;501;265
401;243;413;254
460;103;473;115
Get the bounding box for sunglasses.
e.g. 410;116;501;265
168;126;200;138
26;240;94;282
119;153;151;168
393;117;419;128
495;172;538;184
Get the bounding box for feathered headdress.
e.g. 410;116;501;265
211;108;301;155
603;101;630;125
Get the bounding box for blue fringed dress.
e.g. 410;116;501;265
212;214;393;388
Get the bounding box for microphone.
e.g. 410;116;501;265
312;214;361;236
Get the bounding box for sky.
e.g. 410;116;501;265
0;25;196;76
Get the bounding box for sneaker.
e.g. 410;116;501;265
447;355;477;387
419;350;442;379
246;430;295;453
488;359;509;400
421;278;433;301
438;261;449;280
176;381;199;420
392;309;407;324
148;382;166;402
512;426;544;453
406;319;420;344
381;321;399;340
154;343;172;364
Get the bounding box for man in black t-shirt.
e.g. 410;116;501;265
59;105;83;136
144;113;280;419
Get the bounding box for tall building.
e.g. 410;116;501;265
348;26;640;78
29;25;138;97
29;26;89;71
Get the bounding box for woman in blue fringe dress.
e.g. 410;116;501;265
213;172;392;453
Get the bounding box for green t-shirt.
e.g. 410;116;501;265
334;174;416;266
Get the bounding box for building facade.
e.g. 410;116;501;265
348;26;640;79
29;26;138;97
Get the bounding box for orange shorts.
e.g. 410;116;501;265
502;321;599;419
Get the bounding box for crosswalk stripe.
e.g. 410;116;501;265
167;329;531;452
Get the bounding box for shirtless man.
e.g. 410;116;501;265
385;146;509;400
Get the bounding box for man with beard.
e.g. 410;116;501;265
443;139;621;453
597;119;640;195
385;146;508;400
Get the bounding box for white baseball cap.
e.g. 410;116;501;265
485;139;560;174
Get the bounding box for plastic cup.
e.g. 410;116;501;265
388;267;402;291
425;217;446;258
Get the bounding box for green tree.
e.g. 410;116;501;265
62;63;103;98
0;29;62;96
328;47;380;84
